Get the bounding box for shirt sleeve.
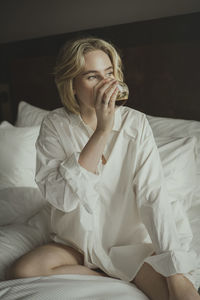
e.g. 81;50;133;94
133;115;197;277
35;116;100;214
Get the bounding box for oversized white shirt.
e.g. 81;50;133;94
35;106;197;281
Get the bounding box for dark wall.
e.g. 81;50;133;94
1;12;200;83
0;12;200;122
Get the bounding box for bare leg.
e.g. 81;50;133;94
132;262;200;300
6;242;107;280
167;274;200;300
132;262;169;300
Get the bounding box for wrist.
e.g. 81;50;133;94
94;128;110;137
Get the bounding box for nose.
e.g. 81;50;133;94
96;75;107;83
102;74;114;81
101;74;107;81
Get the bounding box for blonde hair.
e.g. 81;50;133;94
54;37;124;115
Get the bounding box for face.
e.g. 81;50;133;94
73;50;114;112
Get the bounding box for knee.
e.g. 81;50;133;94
6;259;36;280
6;244;61;280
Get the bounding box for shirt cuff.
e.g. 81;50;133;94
144;250;198;277
59;152;100;214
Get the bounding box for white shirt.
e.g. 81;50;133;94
35;106;197;281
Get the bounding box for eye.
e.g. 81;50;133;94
87;75;97;80
106;72;114;77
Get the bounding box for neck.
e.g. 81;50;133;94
80;106;97;131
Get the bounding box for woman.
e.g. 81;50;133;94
8;37;200;300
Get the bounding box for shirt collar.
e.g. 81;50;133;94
69;107;122;132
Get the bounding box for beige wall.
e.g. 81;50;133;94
0;0;200;43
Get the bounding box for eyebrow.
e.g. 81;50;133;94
82;66;113;76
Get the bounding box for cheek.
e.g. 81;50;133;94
74;81;94;101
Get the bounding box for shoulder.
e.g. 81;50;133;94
41;107;78;131
38;107;76;141
43;107;70;124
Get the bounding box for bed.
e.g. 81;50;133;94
0;14;200;300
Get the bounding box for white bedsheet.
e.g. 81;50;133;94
0;203;199;299
0;274;149;300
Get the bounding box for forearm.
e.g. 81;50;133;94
78;129;110;174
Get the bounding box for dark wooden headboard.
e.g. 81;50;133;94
2;12;200;122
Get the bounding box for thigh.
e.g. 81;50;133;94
132;262;169;300
12;242;84;273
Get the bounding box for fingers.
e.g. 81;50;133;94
102;81;118;107
93;79;110;107
95;79;118;108
108;86;119;111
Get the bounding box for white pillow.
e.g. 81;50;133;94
0;187;47;226
147;115;200;170
0;120;12;128
148;115;200;207
0;206;51;280
147;114;200;139
0;122;40;189
156;136;197;210
16;101;49;127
